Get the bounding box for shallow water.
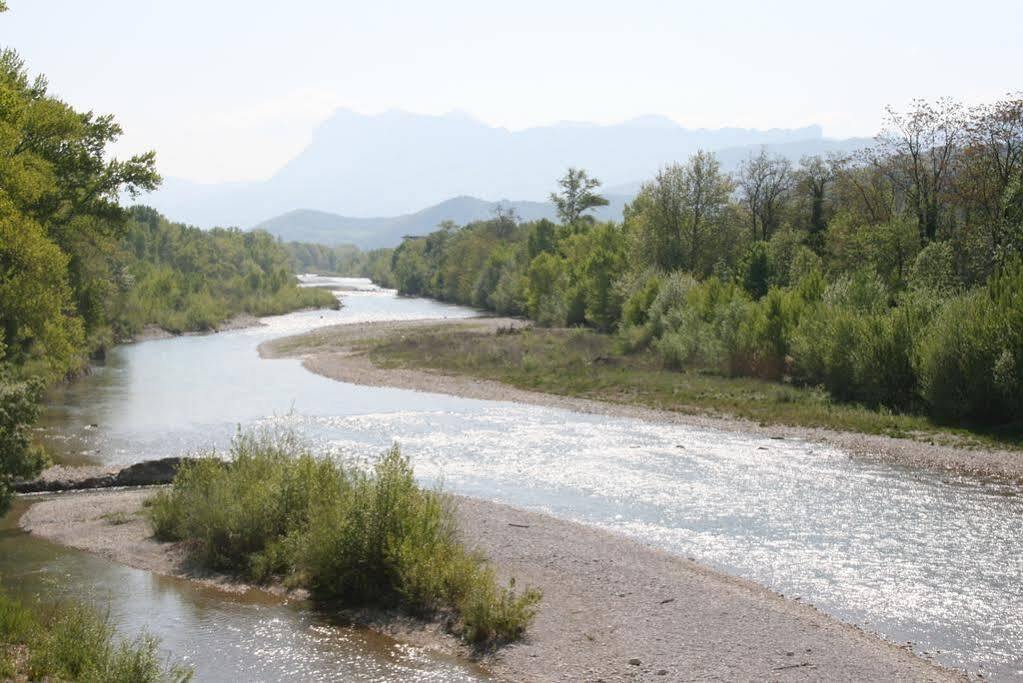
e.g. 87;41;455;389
29;277;1023;679
0;498;486;682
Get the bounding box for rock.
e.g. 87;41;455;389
113;457;186;487
14;457;192;493
628;658;641;666
656;670;668;676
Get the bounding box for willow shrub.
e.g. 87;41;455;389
917;287;1021;423
148;431;540;645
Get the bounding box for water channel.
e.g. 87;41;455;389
5;277;1021;679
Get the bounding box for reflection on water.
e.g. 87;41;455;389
0;499;485;682
27;278;1023;679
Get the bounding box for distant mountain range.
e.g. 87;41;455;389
256;195;631;249
145;109;871;240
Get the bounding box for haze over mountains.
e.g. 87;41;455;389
147;109;870;248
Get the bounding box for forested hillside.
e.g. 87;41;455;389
0;45;334;509
372;97;1023;428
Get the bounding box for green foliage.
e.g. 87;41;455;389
740;242;772;299
113;207;337;338
285;241;365;275
337;100;1023;430
917;264;1023;423
0;50;336;494
626;152;736;274
0;590;190;682
0;367;46;513
149;431;540;645
550;168;609;224
909;241;959;293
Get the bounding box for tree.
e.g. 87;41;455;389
955;95;1023;264
629;152;733;273
794;155;835;242
871;98;967;244
0;49;160;343
737;149;792;241
550;168;609;224
0;368;46;514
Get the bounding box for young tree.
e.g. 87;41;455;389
737;150;792;241
550;168;609;224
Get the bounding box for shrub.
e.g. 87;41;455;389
737;287;805;379
619;271;661;329
909;241;959;293
741;242;772;299
790;284;934;410
148;431;540;645
917;289;1017;423
0;591;189;682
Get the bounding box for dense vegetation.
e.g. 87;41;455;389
369;96;1023;431
0;589;190;682
0;38;334;510
117;207;336;336
147;430;541;645
285;240;396;285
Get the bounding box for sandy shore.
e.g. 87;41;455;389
259;317;1023;480
20;489;957;682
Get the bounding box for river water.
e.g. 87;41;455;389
9;277;1023;680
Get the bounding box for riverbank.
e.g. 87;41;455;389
20;489;957;682
130;312;267;343
259;318;1023;480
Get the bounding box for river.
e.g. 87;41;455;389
7;277;1023;680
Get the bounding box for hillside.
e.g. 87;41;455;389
255;194;631;248
146;110;868;230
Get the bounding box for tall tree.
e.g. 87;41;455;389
871;98;967;244
955;95;1023;262
629;152;732;274
794;154;835;241
550;168;609;224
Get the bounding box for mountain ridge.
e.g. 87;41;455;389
255;194;632;249
145;109;869;231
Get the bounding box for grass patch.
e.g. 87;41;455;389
0;589;190;682
147;430;541;646
368;326;1022;450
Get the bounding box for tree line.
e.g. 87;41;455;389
0;44;334;510
368;95;1022;430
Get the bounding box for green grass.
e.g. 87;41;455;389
147;430;541;646
368;326;1022;451
0;590;191;682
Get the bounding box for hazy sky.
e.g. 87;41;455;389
4;0;1020;183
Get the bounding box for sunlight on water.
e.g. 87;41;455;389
0;499;486;682
34;278;1023;679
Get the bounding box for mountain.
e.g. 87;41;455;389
256;194;632;249
146;109;869;229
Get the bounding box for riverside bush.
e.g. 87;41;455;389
913;261;1022;423
148;431;541;645
0;590;190;682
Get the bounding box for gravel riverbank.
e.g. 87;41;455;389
20;489;957;682
259;317;1023;480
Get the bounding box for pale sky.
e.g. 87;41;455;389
3;0;1020;183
